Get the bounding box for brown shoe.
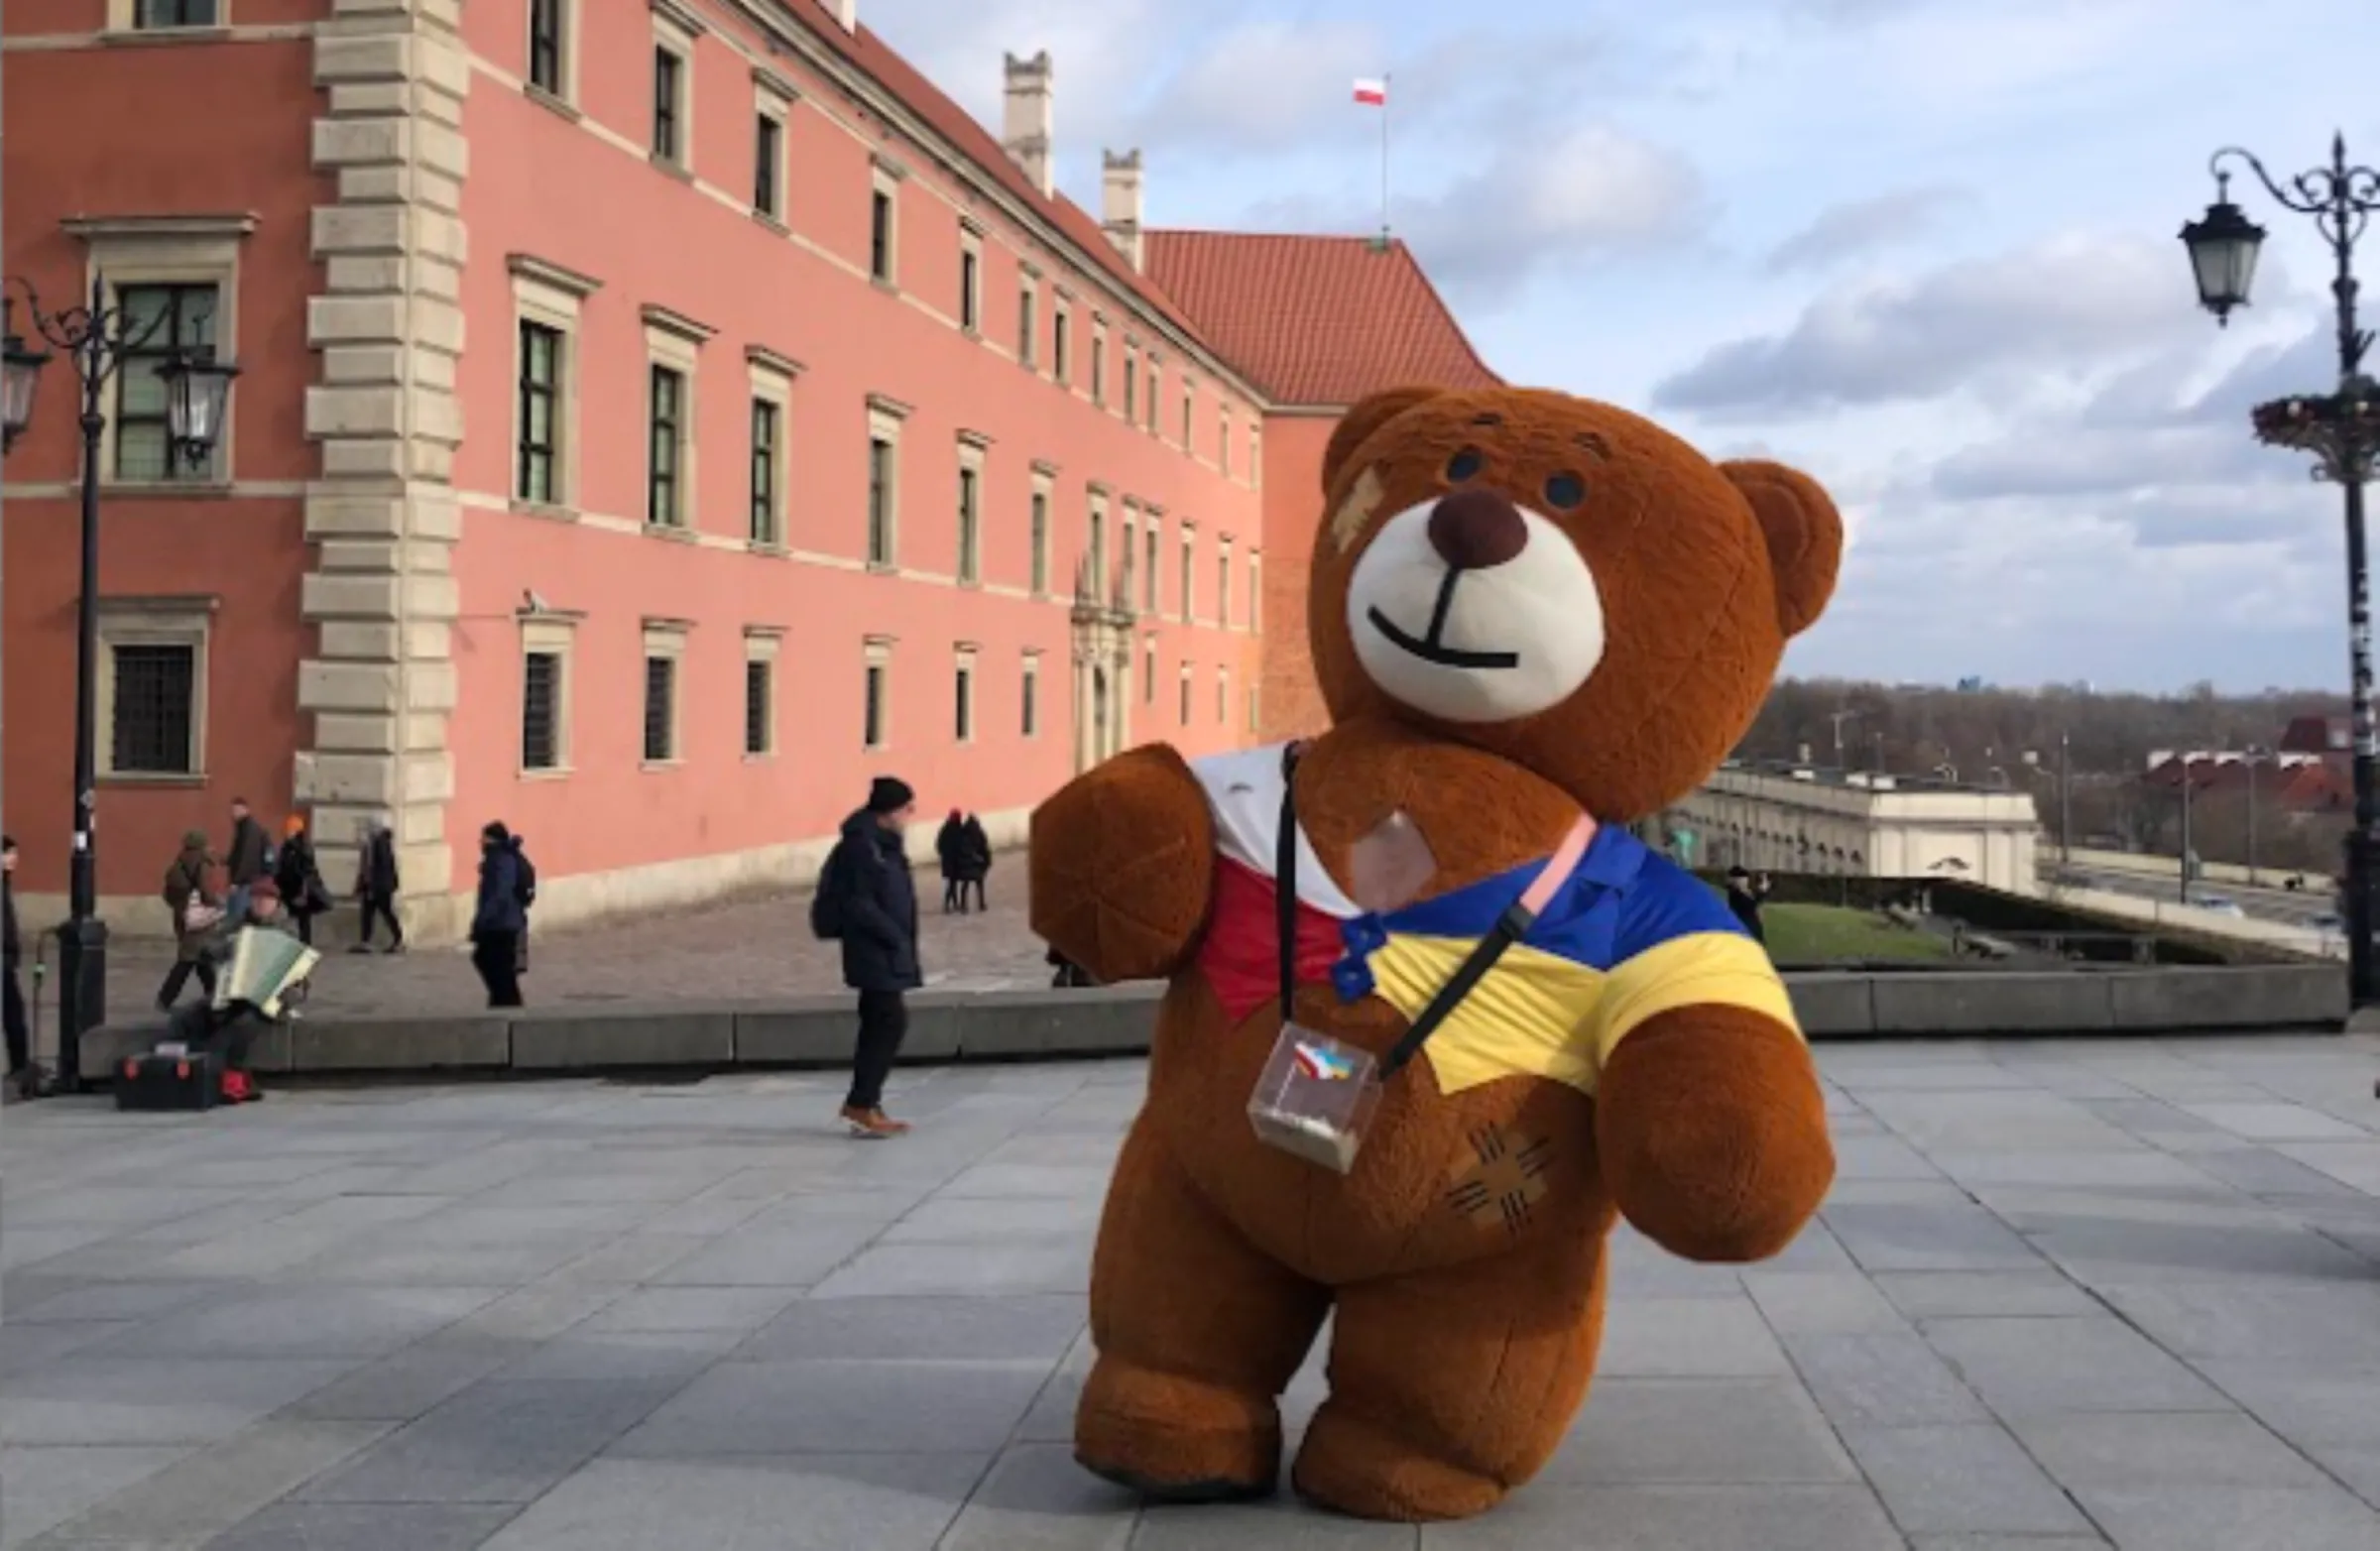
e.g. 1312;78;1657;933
839;1105;908;1138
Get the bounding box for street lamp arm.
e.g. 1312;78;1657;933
3;274;173;389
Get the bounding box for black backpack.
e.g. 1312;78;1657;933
810;841;850;940
514;847;537;908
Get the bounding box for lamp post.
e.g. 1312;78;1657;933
2241;744;2271;886
1;275;239;1093
2181;134;2378;1003
2178;758;2196;905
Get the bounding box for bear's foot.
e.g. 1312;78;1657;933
1076;1356;1280;1502
1291;1398;1508;1522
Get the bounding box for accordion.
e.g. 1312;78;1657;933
210;925;321;1019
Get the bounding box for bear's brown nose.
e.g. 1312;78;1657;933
1427;488;1530;571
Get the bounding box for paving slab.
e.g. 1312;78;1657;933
7;1036;2379;1549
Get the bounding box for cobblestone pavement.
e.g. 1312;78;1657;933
8;1036;2380;1548
78;883;1047;1036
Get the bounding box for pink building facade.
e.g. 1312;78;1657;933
4;0;1299;939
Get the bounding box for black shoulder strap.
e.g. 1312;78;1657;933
1378;902;1534;1076
1277;743;1301;1025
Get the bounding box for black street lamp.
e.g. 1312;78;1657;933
1;273;238;1093
2181;134;2380;1007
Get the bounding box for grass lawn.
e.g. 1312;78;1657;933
1758;902;1953;963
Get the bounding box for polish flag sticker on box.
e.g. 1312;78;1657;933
1353;77;1387;106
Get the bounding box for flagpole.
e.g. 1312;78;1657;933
1378;71;1392;247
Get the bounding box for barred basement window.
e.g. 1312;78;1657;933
109;644;195;775
115;284;220;482
517;320;561;504
643;655;677;762
744;658;774;755
522;651;561;771
135;0;216;25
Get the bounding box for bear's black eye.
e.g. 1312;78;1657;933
1445;447;1485;483
1543;472;1588;510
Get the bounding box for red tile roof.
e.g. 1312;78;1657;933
780;2;1196;337
1142;230;1501;408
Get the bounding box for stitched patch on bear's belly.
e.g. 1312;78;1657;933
1445;1125;1554;1237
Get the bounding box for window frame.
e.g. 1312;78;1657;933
652;46;686;167
954;645;979;745
1052;302;1072;386
1028;464;1055;597
1142;515;1160;616
1090;320;1107;406
1178;660;1194;727
955;433;988;585
958;222;984;334
753;110;784;220
516;317;563;507
1087;488;1110;599
67;217;252;491
519;614;576;777
1021;651;1041;738
1179;525;1196;625
95;596;212;782
1016;278;1038;367
746;348;795;549
526;0;579;102
110;281;224;485
124;0;219;29
744;629;781;759
863;637;893;751
641;620;689;768
1142;635;1157;706
1120;504;1138;612
869;158;905;287
643;306;710;533
866;394;908;569
647;363;687;529
1122;349;1136;421
1218;536;1234;630
508;255;597;512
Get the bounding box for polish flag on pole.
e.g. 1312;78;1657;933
1353;76;1388;106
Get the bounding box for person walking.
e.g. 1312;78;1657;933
4;836;36;1097
935;809;967;913
223;798;271;923
820;776;922;1137
958;811;992;913
352;815;404;954
468;821;528;1009
1726;866;1771;945
273;814;331;946
157;830;223;1010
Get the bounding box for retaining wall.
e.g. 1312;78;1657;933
80;967;2351;1083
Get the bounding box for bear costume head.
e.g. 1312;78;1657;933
1307;384;1843;821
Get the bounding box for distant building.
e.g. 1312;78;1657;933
1673;763;2042;895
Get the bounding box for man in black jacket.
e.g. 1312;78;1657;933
826;776;922;1137
224;798;271;922
3;836;34;1097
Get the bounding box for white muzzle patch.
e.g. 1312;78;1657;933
1345;502;1606;724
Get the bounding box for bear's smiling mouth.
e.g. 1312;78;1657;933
1367;571;1522;671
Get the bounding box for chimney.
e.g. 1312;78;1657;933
1101;148;1143;272
1002;51;1054;198
831;0;857;30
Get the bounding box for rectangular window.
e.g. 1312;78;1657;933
749;397;780;544
864;659;889;749
135;0;216;25
1146;363;1161;431
1218;669;1229;723
1120;515;1137;607
754;113;782;217
1021;657;1039;737
870;189;894;282
109;643;196;774
516;319;562;505
1179;665;1193;727
1219;550;1232;627
960;244;981;331
647;364;684;527
522;651;561;771
744;658;773;756
528;0;564;93
1180;532;1195;623
1182;386;1194;445
1017;287;1037;365
1142;640;1156;704
1091;335;1106;405
643;655;677;762
114;283;221;482
955;659;975;742
1053;309;1072;383
653;48;683;164
1123;353;1136;419
1029;490;1049;595
867;435;895;565
1143;527;1158;614
957;465;981;584
1220;409;1232;476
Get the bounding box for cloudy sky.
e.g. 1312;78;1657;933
861;0;2380;693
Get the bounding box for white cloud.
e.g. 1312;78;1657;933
1765;186;1966;274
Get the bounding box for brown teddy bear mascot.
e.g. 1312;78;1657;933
1029;383;1844;1522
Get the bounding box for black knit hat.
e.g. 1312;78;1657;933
868;776;916;814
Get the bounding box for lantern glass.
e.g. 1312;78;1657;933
2180;198;2267;320
158;350;239;465
1;334;48;447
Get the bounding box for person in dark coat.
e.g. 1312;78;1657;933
352;815;404;953
273;814;330;946
957;813;993;913
935;809;968;914
825;776;921;1137
4;836;34;1096
467;822;527;1009
158;830;222;1010
223;798;271;921
1726;866;1770;945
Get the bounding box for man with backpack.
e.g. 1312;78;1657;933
811;776;922;1137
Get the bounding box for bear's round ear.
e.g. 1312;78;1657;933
1721;460;1843;640
1322;386;1445;496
